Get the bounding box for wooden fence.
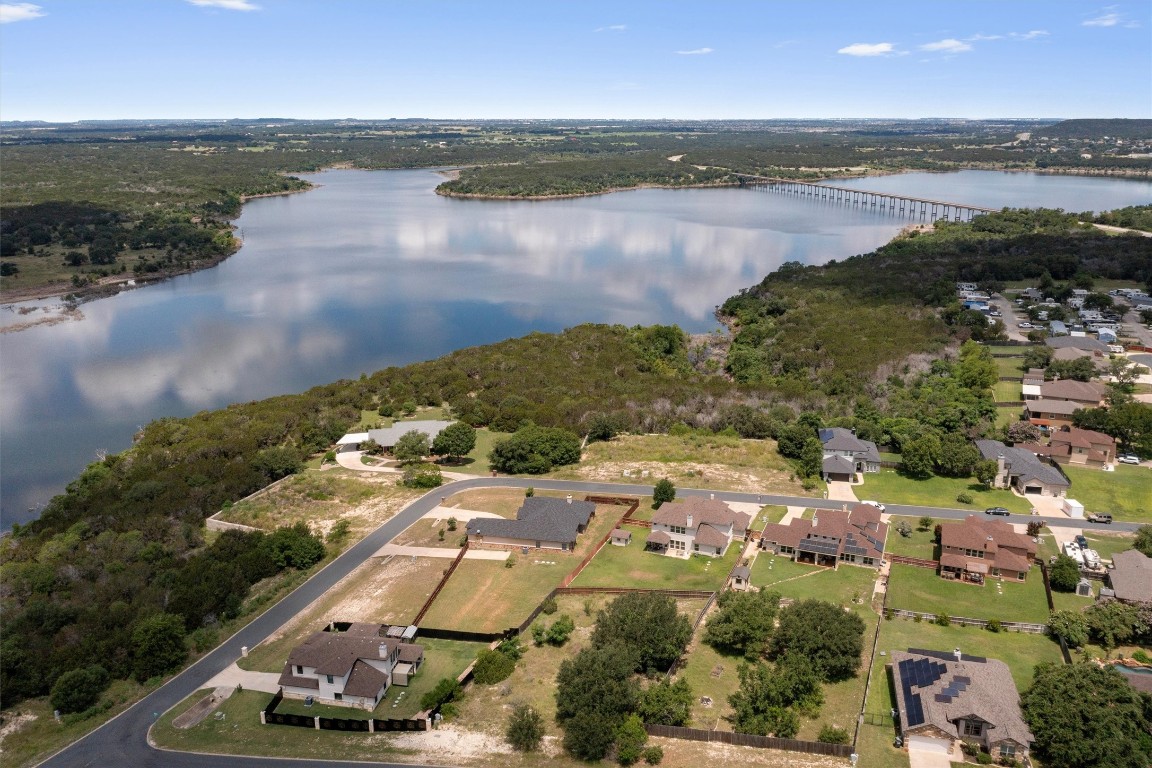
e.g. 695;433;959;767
644;724;854;757
886;554;939;569
411;541;470;626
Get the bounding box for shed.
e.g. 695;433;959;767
610;528;632;547
731;565;751;591
1075;578;1093;597
401;625;418;641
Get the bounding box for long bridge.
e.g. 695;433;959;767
735;173;997;222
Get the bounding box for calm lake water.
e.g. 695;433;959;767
2;170;1149;527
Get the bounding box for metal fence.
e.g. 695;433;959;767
886;607;1047;634
644;724;854;757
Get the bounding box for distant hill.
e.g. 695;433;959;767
1039;119;1152;140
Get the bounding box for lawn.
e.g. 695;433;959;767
996;405;1023;429
886;564;1051;624
994;357;1026;378
385;638;488;718
883;518;960;560
420;558;571;633
861;470;1031;513
570;527;741;590
1037;530;1138;564
1063;464;1152;522
750;555;880;606
992;380;1022;402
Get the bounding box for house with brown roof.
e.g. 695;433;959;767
890;649;1033;763
1023;399;1084;431
277;623;425;709
645;496;750;557
759;503;886;569
1040;427;1115;467
466;495;595;552
1107;550;1152;604
1038;379;1108;408
938;515;1037;582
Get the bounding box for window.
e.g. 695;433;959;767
963;720;982;737
999;744;1015;758
334;693;342;701
296;665;303;675
693;544;699;552
670;525;686;535
1017;571;1025;581
326;675;333;684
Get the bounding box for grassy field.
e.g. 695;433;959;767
570;527;741;590
420;558;571;633
883;518;961;560
1063;464;1152;521
886;564;1050;624
750;555;880;606
860;470;1032;513
996;405;1023;428
385;638;488;718
993;380;1022;401
994;357;1026;377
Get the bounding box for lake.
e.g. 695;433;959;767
2;169;1149;528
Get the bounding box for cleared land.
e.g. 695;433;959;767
548;433;819;496
570;528;742;590
419;558;571;633
860;470;1031;513
1063;464;1152;521
886;564;1050;624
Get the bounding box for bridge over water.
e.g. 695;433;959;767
736;173;997;222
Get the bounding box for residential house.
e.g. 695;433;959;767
466;495;595;551
759;503;887;568
1107;550;1152;604
277;623;425;709
975;440;1069;496
938;515;1037;582
1038;379;1108;408
890;649;1033;763
1046;335;1110;354
610;528;632;547
1023;399;1084;432
336;420;455;452
1038;427;1115;467
645;496;750;557
818;427;881;482
1021;369;1045;402
1050;346;1110;372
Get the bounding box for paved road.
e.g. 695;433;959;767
37;477;1139;768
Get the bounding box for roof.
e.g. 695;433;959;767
397;644;424;663
761;504;886;560
1109;550;1152;603
940;515;1038;570
1049;427;1114;450
694;523;731;549
467;496;596;544
1039;379;1106;403
337;432;370;445
891;650;1033;748
1047;336;1109;353
1025;399;1084;417
651;496;751;534
284;630;397;678
343;659;390;698
822;454;856;474
1022;368;1046;384
975;440;1069;488
366;420;454;448
611;528;632;540
732;565;751;580
646;530;671;546
819;427;881;462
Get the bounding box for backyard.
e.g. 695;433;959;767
570;526;742;591
419;558;571;633
750;554;880;606
1063;464;1152;522
883;518;960;561
860;470;1032;513
885;563;1051;624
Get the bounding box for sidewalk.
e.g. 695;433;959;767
373;544;509;560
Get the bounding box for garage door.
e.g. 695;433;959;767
1024;485;1042;495
906;734;951;755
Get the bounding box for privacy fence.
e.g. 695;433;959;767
261;688;428;733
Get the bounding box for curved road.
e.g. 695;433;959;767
37;477;1139;767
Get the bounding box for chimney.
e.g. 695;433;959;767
953;648;962;662
566;494;572;505
379;642;388;659
686;513;693;529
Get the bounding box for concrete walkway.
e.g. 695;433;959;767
201;664;283;694
779;506;807;525
372;543;509;560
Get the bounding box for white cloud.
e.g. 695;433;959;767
675;47;713;55
0;3;45;23
595;24;627;32
919;38;973;53
1083;11;1121;26
967;33;1003;41
1012;30;1049;40
837;42;897;57
187;0;260;11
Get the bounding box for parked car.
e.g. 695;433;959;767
1018;322;1033;329
1118;454;1141;465
860;500;886;512
1075;534;1088;548
984;506;1011;516
1087;513;1113;524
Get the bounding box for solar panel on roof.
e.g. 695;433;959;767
934;694;952;703
952;680;967;691
954;675;971;684
798;539;839;556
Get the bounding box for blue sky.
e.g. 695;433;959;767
1;0;1149;121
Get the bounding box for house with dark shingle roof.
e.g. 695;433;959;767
277;623;424;709
890;649;1032;762
818;428;881;481
1038;379;1108;408
645;496;750;557
1108;550;1152;604
759;504;886;569
975;439;1069;497
466;495;595;551
939;515;1037;582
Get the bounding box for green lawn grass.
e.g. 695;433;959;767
571;529;740;590
750;554;879;606
996;405;1023;428
993;380;1022;402
385;638;487;718
1063;464;1152;521
883;518;960;560
861;470;1031;513
994;357;1026;377
420;558;571;633
886;564;1051;624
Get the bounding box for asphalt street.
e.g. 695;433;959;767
37;476;1140;767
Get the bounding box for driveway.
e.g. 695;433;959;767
826;480;859;503
908;748;955;768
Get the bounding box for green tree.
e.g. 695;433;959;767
393;429;430;464
900;433;940;479
473;648;516;685
488;425;582;474
1134;525;1152;557
1049;554;1081;592
702;589;780;658
50;665;110;714
1006;421;1042;444
955;341;998;391
546;614;576;646
935;432;979;477
772;600;865;682
1084;600;1141;650
420;677;463;711
652;478;676;509
1022;662;1152;768
401;463;443;488
430;422;476;461
1046;610;1089;648
263;522;325;569
798;437;824;478
636;678;693;727
252;445;302;482
131;613;187;682
591;592;692;673
973;459;999;487
586;413;620;443
917;515;933;532
615;713;649;766
506;703;544;752
728;655;822;737
555;645;638;761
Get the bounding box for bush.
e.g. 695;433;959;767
986;619;1003;633
934;612;951;627
541;595;558;615
817;724;851;744
50;665;110;714
489;425;582;474
506;703;544;752
420;677;462;711
976;752;993;765
1049;554;1080;592
615;714;648;766
531;623;547;646
401;463;443;488
956;492;974;504
189;627;219;653
473;648;517;685
525;487;534;497
546;614;576;646
1133;650;1152;664
446;517;457;532
642;746;664;765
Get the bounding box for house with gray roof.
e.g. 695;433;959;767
1108;550;1152;604
645;496;750;558
277;623;424;710
466;495;595;552
1046;335;1109;354
336;420;455;452
975;439;1069;497
818;427;881;482
890;649;1032;763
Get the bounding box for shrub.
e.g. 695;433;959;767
506;703;544;752
531;624;547;646
986;619;1003;633
473;648;517;685
956;492;974;504
817;724;851;744
525;487;534;497
546;614;576;646
326;519;351;544
934;612;951;627
438;529;445;541
401;463;443;488
642;746;664;765
50;665;110;714
976;752;993;765
189;627;219;653
446;517;458;532
420;677;462;711
541;595;558;615
1133;650;1152;665
615;714;648;766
